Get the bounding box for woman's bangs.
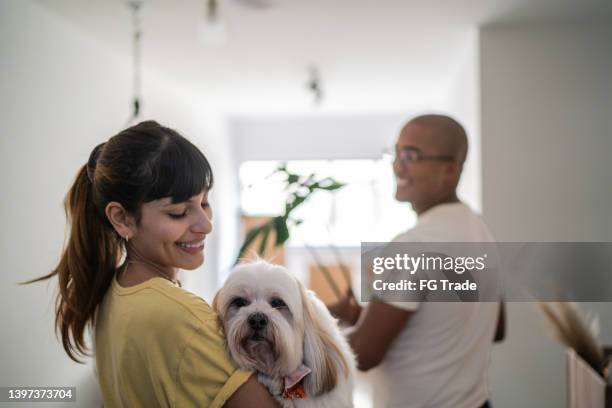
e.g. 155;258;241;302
146;138;213;203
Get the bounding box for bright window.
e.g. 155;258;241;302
239;159;415;247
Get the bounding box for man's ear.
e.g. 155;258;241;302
105;201;136;240
443;161;461;186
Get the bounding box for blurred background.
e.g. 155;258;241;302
1;0;611;406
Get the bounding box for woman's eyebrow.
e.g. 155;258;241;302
162;193;207;207
162;201;184;207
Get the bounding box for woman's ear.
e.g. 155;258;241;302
300;283;349;397
105;201;136;240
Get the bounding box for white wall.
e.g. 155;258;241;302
480;22;612;408
442;27;482;213
0;1;235;406
232;114;408;162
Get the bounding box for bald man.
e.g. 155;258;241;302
329;114;504;408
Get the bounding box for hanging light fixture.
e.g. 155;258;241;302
306;65;324;107
125;0;144;127
198;0;281;48
199;0;228;48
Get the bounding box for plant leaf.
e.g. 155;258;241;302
273;216;290;246
317;178;345;191
286;194;308;215
287;174;299;184
258;224;271;256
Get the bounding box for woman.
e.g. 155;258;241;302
27;121;278;407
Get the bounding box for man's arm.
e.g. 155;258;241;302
494;301;506;343
343;299;414;371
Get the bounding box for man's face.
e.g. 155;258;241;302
393;123;453;205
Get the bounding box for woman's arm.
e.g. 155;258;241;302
223;375;280;408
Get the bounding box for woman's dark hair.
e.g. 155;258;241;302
23;121;213;363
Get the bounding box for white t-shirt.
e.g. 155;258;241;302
376;202;499;408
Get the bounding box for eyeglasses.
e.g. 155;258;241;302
385;147;454;165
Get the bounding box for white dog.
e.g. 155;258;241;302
213;260;355;407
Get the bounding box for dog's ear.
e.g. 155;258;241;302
299;283;349;397
211;290;229;342
211;289;222;314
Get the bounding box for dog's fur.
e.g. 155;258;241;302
213;260;355;407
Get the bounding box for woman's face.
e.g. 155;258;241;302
129;190;213;271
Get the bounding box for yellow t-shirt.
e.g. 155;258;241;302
95;274;252;408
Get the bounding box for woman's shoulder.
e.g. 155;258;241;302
118;277;220;328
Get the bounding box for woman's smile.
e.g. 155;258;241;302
175;239;205;254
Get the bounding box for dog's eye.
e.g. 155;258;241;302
231;297;249;308
270;298;287;309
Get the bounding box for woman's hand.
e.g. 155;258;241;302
224;374;280;408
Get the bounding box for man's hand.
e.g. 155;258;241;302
344;299;414;371
327;290;362;326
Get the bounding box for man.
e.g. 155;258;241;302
330;114;505;408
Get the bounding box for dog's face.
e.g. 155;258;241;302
214;262;306;377
215;260;353;397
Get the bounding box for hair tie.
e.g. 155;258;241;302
86;143;106;183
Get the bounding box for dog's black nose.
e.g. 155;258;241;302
248;312;268;331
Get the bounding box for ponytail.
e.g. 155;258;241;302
23;165;121;363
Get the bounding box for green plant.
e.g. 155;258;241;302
235;163;345;265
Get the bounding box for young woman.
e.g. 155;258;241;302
28;121;277;407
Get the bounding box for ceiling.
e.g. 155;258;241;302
34;0;612;115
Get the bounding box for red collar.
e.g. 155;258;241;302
282;364;311;400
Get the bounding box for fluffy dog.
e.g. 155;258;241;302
213;260;355;407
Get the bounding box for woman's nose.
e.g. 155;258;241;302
192;208;213;235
